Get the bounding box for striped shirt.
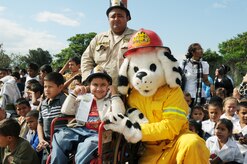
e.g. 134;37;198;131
38;92;66;140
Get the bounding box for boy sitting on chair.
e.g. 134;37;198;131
51;65;125;164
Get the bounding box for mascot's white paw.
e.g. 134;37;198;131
127;108;149;124
104;113;142;143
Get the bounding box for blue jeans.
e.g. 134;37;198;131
51;127;98;164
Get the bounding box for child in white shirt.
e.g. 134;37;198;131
221;97;239;124
206;118;243;163
202;96;223;139
233;100;247;158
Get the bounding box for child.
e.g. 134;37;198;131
233;100;247;155
59;57;81;93
37;72;66;159
24;63;40;98
15;98;31;139
27;82;44;110
0;118;40;163
202;96;223;139
184;92;192;117
50;66;125;163
215;87;227;100
206;118;243;163
189;105;205;122
39;64;53;86
220;97;239;123
189;119;204;138
25;110;42;162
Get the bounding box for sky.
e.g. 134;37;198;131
0;0;247;61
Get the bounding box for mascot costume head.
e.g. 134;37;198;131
118;28;182;96
105;29;210;163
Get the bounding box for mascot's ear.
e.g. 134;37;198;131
118;58;130;95
157;48;181;88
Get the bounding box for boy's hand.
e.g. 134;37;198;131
36;139;49;152
73;85;88;95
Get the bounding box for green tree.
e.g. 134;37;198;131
53;32;96;68
22;48;52;67
0;44;11;68
218;32;247;84
9;52;26;69
203;49;223;77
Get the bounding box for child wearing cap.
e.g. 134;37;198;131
50;65;125;163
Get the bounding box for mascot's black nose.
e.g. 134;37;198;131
136;72;147;80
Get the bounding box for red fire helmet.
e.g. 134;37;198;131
124;28;165;57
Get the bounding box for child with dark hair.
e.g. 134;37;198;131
15;98;31;139
0;118;40;164
233;100;247;157
206;118;243;163
37;72;66;161
26;110;42;162
50;66;125;163
190;105;205;122
59;57;81;93
39;64;53;86
189;119;204;138
24;63;40;98
215;87;227;100
27;82;44;110
202;96;223;140
25;79;40;99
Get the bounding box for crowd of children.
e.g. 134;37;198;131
0;55;247;163
0;60;127;163
185;72;247;163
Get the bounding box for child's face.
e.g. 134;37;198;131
237;107;247;125
223;100;237;116
16;104;31;117
208;105;222;122
0;135;10;147
27;68;37;78
44;81;63;99
39;71;46;80
69;61;80;73
215;122;231;143
26;116;38;131
191;108;204;121
90;78;109;99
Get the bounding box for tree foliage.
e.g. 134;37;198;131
21;48;53;68
218;32;247;84
0;44;11;68
52;32;96;68
203;49;223;77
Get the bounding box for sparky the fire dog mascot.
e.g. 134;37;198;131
105;29;210;163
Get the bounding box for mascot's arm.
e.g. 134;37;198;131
140;107;188;141
111;96;125;114
129;87;189;142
